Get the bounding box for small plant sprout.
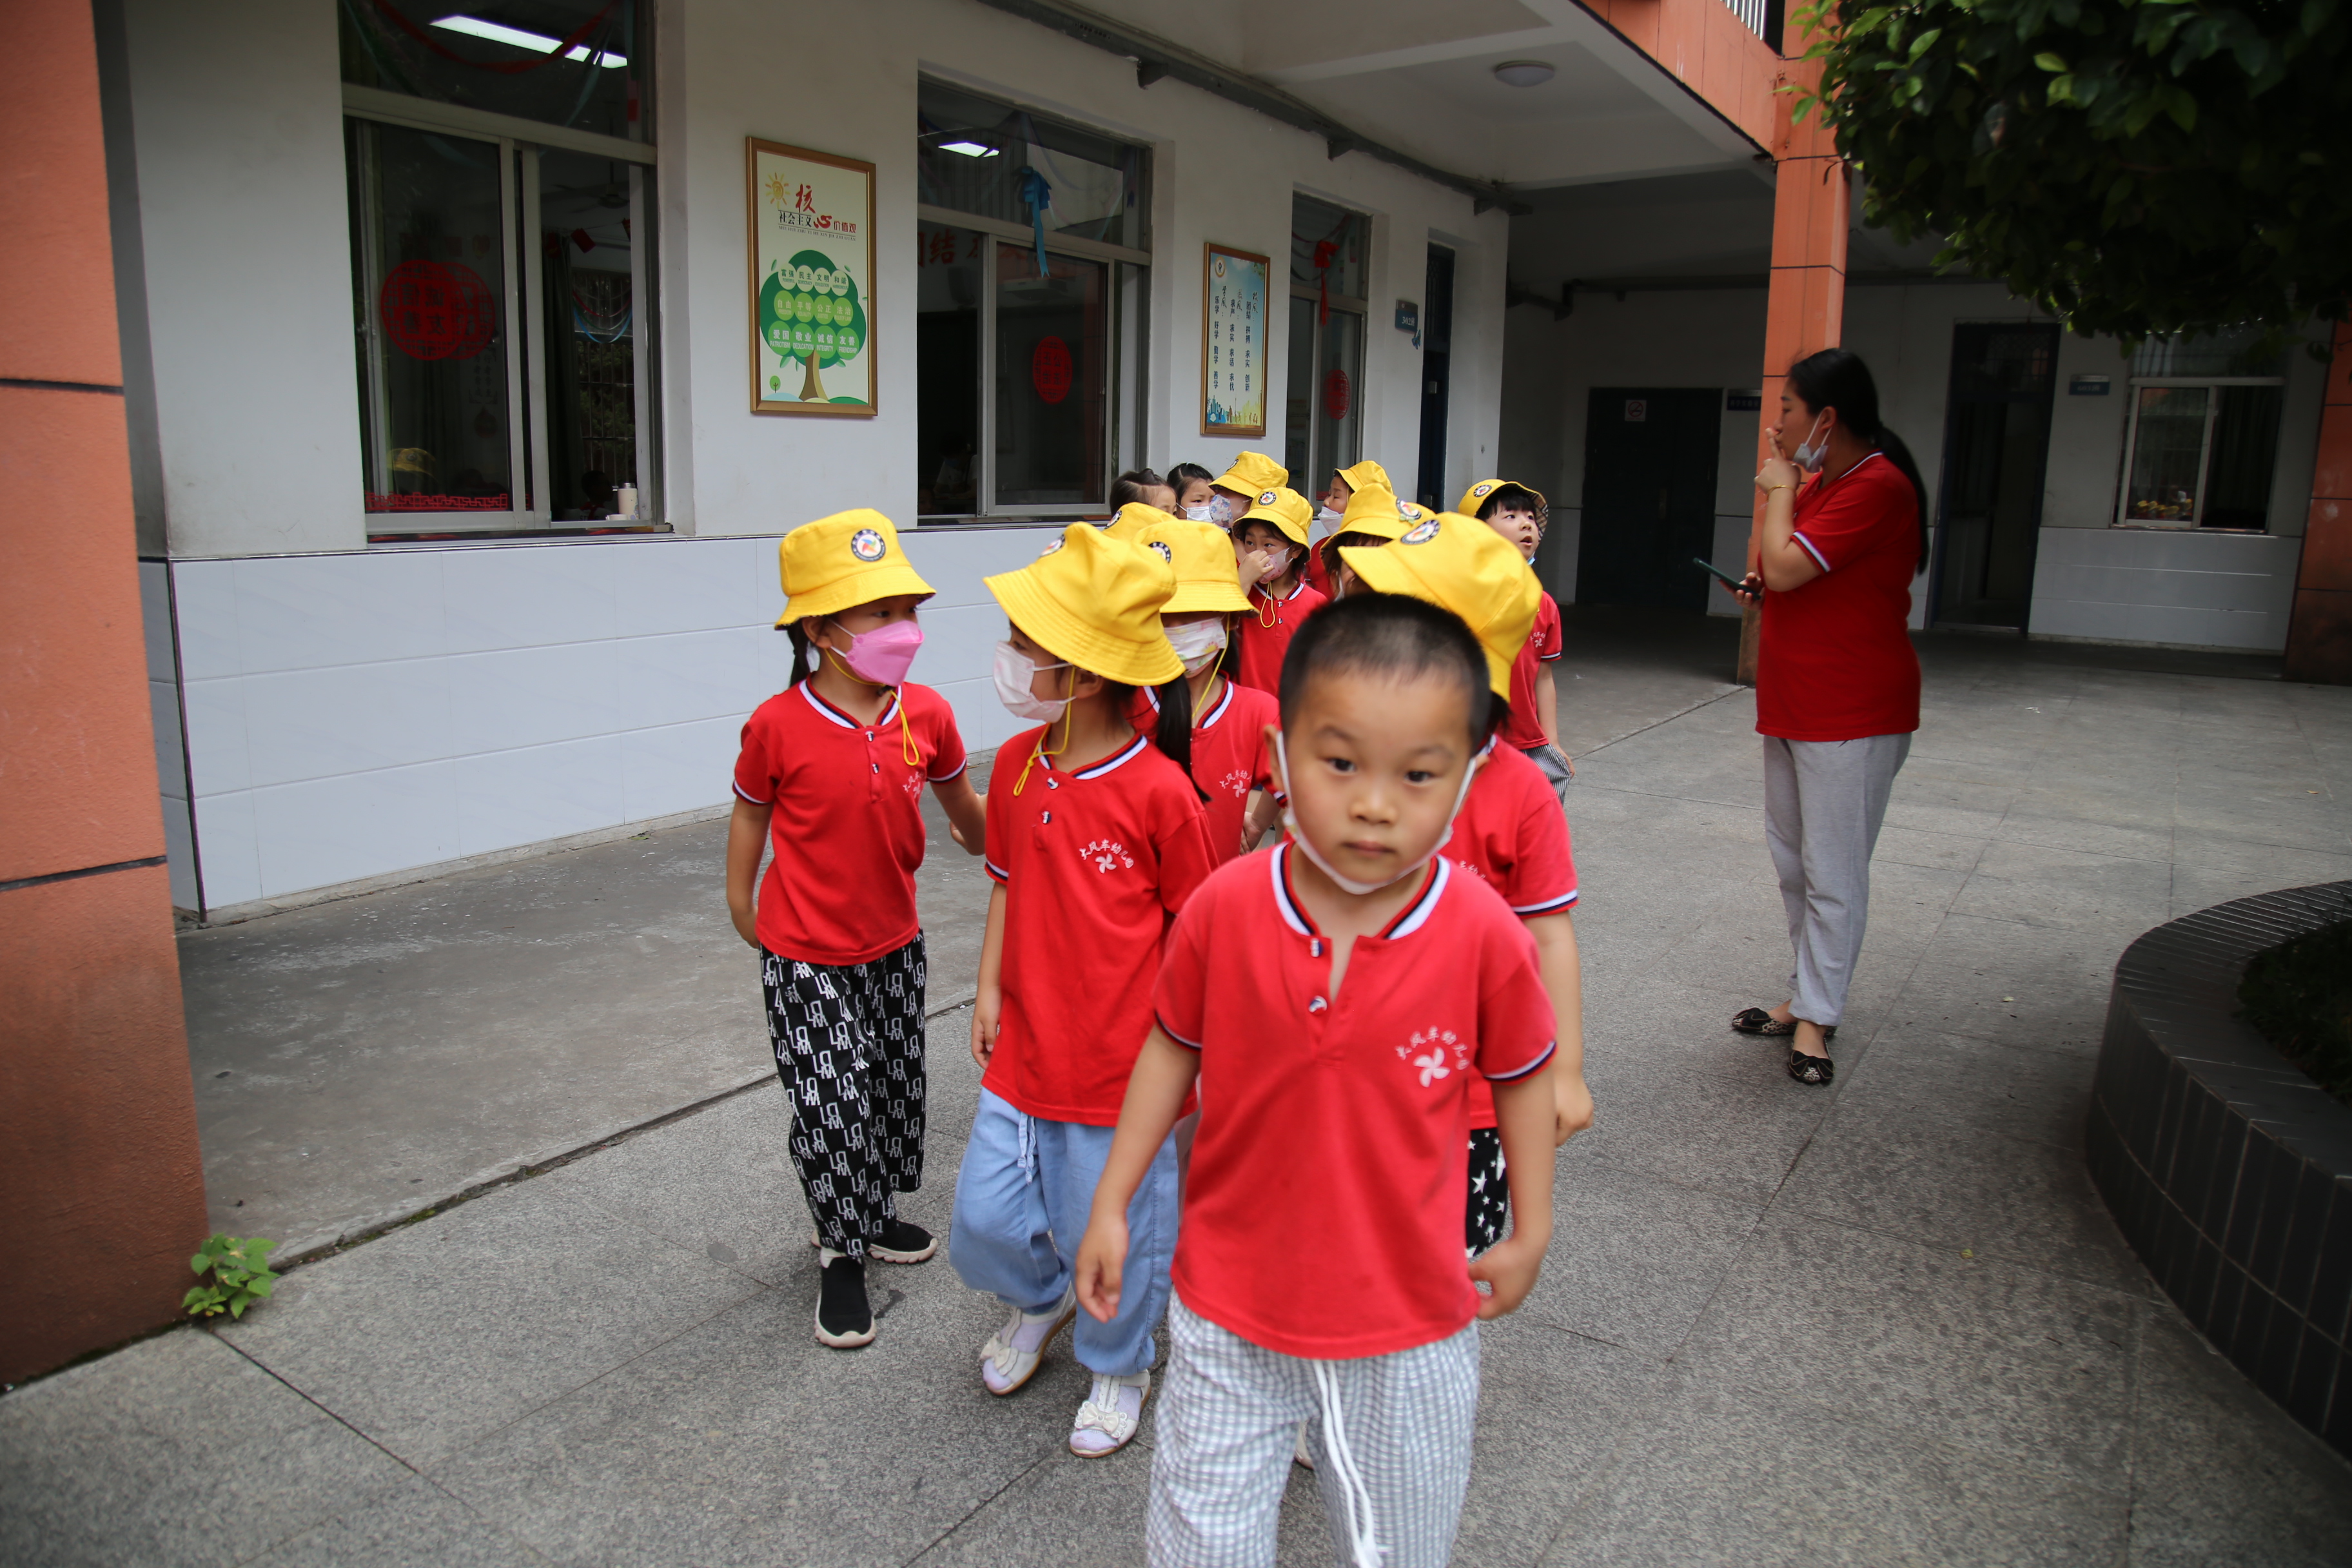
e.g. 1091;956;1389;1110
184;1234;279;1320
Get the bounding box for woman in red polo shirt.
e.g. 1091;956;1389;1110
1731;349;1927;1087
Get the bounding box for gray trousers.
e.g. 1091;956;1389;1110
1763;732;1912;1028
1522;741;1573;803
1148;1299;1479;1568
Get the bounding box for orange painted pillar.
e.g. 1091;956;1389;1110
1736;60;1850;683
2282;324;2352;685
0;0;210;1382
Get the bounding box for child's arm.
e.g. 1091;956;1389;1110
970;883;1008;1068
933;772;987;856
1075;1027;1200;1323
1239;789;1281;854
1536;663;1569;776
725;799;772;950
1523;913;1591;1145
1468;1063;1556;1319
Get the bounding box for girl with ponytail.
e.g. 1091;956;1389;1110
1729;347;1925;1088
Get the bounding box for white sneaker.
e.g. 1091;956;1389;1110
979;1288;1076;1396
1069;1369;1152;1458
1293;1423;1315;1469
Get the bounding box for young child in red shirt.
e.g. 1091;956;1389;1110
1462;479;1571;801
725;509;989;1351
1304;458;1394;598
1231;487;1326;695
1076;592;1558;1567
1342;511;1594;1251
951;524;1220;1460
1132;513;1283;861
1315;480;1422;602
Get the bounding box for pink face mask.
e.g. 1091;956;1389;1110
831;618;923;686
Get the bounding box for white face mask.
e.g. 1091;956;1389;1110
1164;618;1228;675
1792;414;1829;473
1182;504;1217;523
993;642;1071;722
1272;732;1478;897
1256;545;1294;578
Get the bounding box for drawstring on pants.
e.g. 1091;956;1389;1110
1309;1360;1385;1568
1014;1106;1036;1178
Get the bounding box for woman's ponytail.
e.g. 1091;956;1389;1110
785;620;819;686
1787;346;1932;575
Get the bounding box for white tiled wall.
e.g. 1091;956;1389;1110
165;528;1052;910
138;561;199;910
2027;527;2302;652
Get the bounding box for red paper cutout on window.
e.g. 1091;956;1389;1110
1032;335;1073;404
1322;366;1351;421
378;260;496;361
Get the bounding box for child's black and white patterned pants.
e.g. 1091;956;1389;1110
761;935;926;1260
1465;1128;1507;1258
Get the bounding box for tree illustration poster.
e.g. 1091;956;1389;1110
747;139;877;416
1200;244;1268;438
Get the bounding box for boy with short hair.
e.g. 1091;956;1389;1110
1461;480;1571;801
1075;593;1557;1568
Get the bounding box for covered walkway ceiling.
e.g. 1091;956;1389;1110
972;0;1771;195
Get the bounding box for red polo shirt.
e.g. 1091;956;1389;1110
1235;579;1328;695
983;729;1218;1125
1757;453;1923;742
1131;677;1279;863
1157;846;1556;1358
1500;592;1562;750
1446;741;1578;1128
733;681;967;966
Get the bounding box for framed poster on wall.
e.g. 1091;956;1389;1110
1200;243;1269;438
747;139;877;416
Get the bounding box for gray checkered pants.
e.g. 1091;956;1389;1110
1148;1298;1480;1568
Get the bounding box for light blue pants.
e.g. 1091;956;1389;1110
949;1087;1178;1377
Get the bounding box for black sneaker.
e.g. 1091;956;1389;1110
870;1217;938;1264
814;1255;875;1349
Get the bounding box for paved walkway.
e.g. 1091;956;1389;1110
6;616;2352;1565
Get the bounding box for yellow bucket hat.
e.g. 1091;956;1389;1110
985;524;1184;687
1337;483;1427;540
1137;515;1253;614
778;509;936;627
1102;502;1177;542
1336;459;1393;496
1234;485;1314;547
1338;511;1537;699
1211;451;1288;499
1458;478;1548;515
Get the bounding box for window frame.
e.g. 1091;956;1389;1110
910;210;1148;525
342;86;658;540
1286;195;1373;491
2114;373;2287;531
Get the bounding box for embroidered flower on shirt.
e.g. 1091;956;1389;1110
1413;1050;1450;1086
1451;857;1491;883
1081;838;1134;873
1406;1026;1466;1086
1220;769;1252;799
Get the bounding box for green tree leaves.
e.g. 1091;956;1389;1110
184;1235;279;1320
1791;0;2351;340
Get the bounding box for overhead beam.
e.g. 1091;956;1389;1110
960;0;1533;215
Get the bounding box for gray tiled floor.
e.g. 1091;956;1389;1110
5;617;2351;1565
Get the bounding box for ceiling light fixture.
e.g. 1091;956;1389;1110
939;140;998;158
430;15;627;69
1492;60;1556;88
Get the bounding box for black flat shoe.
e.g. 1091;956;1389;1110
1787;1048;1835;1086
1732;1008;1834;1042
870;1217;937;1264
814;1255;876;1349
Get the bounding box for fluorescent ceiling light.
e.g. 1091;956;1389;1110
431;14;627;69
1492;59;1555;88
939;140;997;158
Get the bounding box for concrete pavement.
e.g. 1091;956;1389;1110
6;615;2351;1566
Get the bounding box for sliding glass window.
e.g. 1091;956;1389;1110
914;79;1148;521
1284;195;1370;496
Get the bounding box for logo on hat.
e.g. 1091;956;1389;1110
1147;540;1172;562
1472;482;1494;498
1398;501;1424;521
1401;517;1442;545
1039;537;1065;556
850;528;886;562
1259;490;1279;506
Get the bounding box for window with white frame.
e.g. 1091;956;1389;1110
339;2;656;536
914;80;1150;521
2117;332;2286;530
1284;195;1370;496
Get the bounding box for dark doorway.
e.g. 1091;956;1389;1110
1576;387;1720;610
1932;322;2059;629
1416;245;1455;507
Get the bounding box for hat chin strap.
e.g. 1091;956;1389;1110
1273;733;1476;897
